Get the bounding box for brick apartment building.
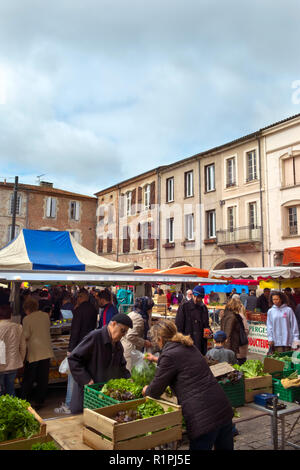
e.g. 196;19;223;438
0;180;97;251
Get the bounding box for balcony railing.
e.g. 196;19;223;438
216;225;262;246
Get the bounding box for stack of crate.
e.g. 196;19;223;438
152;294;168;314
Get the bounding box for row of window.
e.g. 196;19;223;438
7;194;81;221
165;150;258;202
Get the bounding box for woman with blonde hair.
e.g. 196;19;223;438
231;294;249;365
142;319;234;450
221;297;248;365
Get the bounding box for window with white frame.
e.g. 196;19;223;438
166;177;174;203
226;157;236;187
9;194;22;215
8;224;20;242
184;171;194;198
282;155;300;187
246;150;257;182
46;197;57;218
206;210;216;238
167;218;174;243
144;184;151;210
205;164;215;192
248;202;258;229
227;206;236;232
288;207;298;235
70;201;80;221
185;214;194;241
126;191;132;216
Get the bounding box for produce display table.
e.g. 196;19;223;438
249;400;300;450
46;415;91;450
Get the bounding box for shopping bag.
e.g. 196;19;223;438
0;340;6;365
130;350;157;386
59;357;70;375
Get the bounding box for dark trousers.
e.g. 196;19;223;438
189;421;234;450
20;358;50;404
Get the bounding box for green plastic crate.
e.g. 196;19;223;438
219;379;245;407
83;382;119;410
272;378;300;402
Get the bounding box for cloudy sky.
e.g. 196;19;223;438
0;0;300;196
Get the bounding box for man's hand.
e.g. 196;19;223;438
142;385;148;397
144;340;152;349
88;379;94;385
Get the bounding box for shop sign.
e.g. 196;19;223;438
248;321;269;354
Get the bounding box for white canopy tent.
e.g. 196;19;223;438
209;266;300;280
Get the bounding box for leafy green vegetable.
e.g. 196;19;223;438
232;360;267;378
31;441;60;450
131;359;157;387
233;408;240;418
0;395;40;442
137;399;166;418
101;379;143;399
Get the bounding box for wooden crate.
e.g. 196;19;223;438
0;406;47;449
244;375;272;403
83;397;182;450
160;392;178;405
0;433;61;450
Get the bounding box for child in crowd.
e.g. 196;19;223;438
205;330;237;365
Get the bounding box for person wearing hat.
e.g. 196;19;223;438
175;285;210;355
121;297;154;372
68;313;133;414
205;331;237;365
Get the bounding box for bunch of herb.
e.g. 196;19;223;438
131;359;157;387
0;395;40;442
101;379;143;399
31;441;60;450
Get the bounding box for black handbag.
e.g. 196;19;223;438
237;314;248;346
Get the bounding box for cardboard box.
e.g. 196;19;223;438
83;397;182;450
244;375;273;403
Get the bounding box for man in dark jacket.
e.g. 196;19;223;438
54;289;98;415
68;289;98;353
97;289;119;329
68;313;132;414
256;288;271;313
175;285;209;355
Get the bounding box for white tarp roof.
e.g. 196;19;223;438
209;266;300;280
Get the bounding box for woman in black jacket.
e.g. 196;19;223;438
142;319;234;450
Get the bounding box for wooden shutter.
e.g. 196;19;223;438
123;226;130;253
131;189;136;215
150;181;155;209
295;155;300;185
149;221;155;250
119;194;125;218
75;202;80;221
107;234;112;253
137;187;142;213
98;237;103;253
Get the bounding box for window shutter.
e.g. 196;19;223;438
150;181;155;209
137;223;141;250
75;202;80;221
46;197;52;217
149;221;155;250
52;198;57;217
137;187;142;213
119;194;125;218
98;237;103;253
107;234;112;253
131;189;136;215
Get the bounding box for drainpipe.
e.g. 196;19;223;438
157;169;161;270
257;134;265;266
198;158;203;268
117;185;120;262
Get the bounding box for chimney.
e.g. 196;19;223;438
40;181;53;188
